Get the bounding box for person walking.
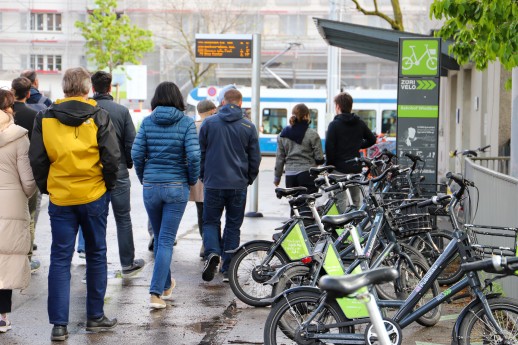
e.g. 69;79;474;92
91;71;144;277
190;100;217;258
19;70;52;111
199;89;261;282
274;103;324;194
131;81;200;309
0;89;37;334
11;77;41;273
29;67;120;341
325;91;376;210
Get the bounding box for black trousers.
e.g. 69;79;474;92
195;201;204;237
0;289;12;314
285;171;318;194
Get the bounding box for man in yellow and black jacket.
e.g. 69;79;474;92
28;67;120;342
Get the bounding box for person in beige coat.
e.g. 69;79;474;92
0;89;36;333
189;100;217;258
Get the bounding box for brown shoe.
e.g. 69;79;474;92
150;295;166;309
161;278;176;301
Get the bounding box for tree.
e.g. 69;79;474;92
155;0;246;89
351;0;404;31
76;0;154;73
430;0;518;89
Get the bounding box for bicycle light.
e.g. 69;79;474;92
301;256;313;264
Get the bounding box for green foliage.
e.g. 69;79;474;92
75;0;154;73
431;0;517;88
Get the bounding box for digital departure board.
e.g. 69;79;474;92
195;34;253;64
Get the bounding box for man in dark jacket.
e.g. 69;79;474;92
11;76;41;273
29;67;120;341
326;92;376;210
91;71;144;278
20;70;52;111
199;89;261;282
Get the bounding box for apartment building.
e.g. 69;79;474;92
0;0;439;102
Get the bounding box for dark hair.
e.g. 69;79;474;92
91;71;112;94
150;82;185;111
20;70;37;84
334;92;353;114
11;77;32;100
0;89;15;111
289;103;310;126
223;89;242;105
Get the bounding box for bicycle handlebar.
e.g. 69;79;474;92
461;256;518;275
479;145;491;152
446;172;475;187
323;165;399;192
404;152;424;163
416;194;451;208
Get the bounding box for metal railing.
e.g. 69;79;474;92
470;157;510;175
464;157;518;299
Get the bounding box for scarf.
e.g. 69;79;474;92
279;121;309;145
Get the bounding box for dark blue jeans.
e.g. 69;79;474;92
110;176;135;268
144;182;189;296
48;192;110;325
202;188;247;273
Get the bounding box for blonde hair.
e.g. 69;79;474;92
62;67;92;97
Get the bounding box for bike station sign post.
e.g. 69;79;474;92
397;38;441;183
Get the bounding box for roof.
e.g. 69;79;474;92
314;18;460;76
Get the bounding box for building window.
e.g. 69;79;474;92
30;55;62;71
279;15;307;36
30;13;62;31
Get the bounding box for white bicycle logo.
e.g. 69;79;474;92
402;44;438;71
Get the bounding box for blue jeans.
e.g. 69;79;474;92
144;182;189;296
48;192;110;325
110;176;135;268
203;188;247;273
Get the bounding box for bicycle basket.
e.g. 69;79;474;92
386;200;433;238
464;224;518;258
429;49;437;55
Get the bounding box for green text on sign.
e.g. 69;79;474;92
398;105;439;118
401;39;439;76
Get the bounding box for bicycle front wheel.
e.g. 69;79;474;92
228;241;289;307
458;297;518;345
264;290;352;345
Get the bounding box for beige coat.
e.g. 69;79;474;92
0;111;36;290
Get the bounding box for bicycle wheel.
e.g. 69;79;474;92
410;230;463;286
228;241;289;307
371;243;441;327
402;57;413;70
271;265;312;297
264;290;352;345
458;297;518;345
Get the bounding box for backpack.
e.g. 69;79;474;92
27;95;49;112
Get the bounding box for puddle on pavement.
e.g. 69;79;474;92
187;300;240;344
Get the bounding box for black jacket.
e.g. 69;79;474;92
93;93;136;179
13;102;37;140
199;103;261;189
325;113;376;173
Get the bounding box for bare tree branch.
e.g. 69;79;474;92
350;0;404;31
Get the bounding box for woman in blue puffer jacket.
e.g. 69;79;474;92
131;82;200;309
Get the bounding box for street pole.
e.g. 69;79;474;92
246;33;263;217
511;67;518;177
326;0;342;123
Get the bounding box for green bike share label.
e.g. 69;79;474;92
323;243;369;318
280;223;312;260
401;39;439;76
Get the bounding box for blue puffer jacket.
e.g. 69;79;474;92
131;106;200;185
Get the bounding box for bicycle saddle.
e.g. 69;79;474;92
275;186;307;199
289;193;323;207
314;177;326;188
321;210;368;228
319;267;399;297
309;166;335;177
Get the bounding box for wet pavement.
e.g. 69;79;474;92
3;157;461;345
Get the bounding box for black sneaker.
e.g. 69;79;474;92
86;315;118;332
202;253;220;282
148;236;154;252
51;325;68;341
122;258;145;278
222;272;229;283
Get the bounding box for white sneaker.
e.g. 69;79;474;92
161;278;176;301
0;319;11;333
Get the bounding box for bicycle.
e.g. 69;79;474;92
401;44;438;71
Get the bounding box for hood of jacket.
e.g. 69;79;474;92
0;120;28;148
334;113;360;124
50;97;101;127
217;103;243;122
93;93;114;102
151;106;185;126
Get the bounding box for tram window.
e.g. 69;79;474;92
354;109;376;133
381;110;397;137
262;108;287;134
309;109;318;130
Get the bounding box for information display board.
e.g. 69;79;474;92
195;34;252;64
397;38;441;183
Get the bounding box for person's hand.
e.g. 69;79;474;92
273;181;279;187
